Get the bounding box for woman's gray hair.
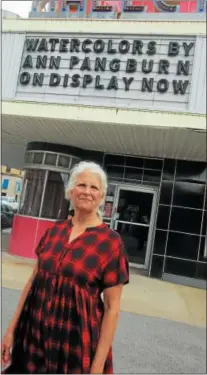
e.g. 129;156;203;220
65;161;108;217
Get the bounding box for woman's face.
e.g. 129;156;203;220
69;170;104;214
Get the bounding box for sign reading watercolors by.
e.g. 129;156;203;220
16;34;195;110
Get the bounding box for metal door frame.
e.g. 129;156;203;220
110;183;158;269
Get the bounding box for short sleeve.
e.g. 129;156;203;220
101;238;129;289
35;228;50;257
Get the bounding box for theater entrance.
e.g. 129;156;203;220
103;184;158;269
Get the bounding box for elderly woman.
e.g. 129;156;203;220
2;161;129;374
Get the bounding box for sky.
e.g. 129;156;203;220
2;1;32;18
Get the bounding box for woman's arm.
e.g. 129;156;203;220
7;226;50;331
90;284;123;374
2;263;39;366
7;263;38;334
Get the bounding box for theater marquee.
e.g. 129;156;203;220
16;34;196;110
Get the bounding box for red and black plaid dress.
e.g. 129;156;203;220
11;220;129;374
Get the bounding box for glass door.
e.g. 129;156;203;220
112;186;157;269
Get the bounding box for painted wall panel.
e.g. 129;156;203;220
2;33;25;100
189;36;206;114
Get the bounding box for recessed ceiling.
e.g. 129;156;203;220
2;114;206;162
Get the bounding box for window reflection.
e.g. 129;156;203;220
162;159;175;180
176;161;207;184
124;167;142;181
104;154;125;166
199;236;207;262
106;165;124;179
173;182;205;209
143;169;161;183
170;207;202;234
117;190;152;224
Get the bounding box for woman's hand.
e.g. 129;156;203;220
90;363;104;374
1;330;13;367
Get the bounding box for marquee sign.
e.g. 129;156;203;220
16;34;195;111
30;0;206;18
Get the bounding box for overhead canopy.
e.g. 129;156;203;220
2;101;206;166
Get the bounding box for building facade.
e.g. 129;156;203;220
1;165;24;201
2;0;206;288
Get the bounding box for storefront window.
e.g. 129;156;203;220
58;155;70;169
25;152;34;164
40;171;69;219
45;153;57;166
19;169;46;217
33;152;44;164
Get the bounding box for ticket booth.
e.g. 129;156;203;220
9;144;80;258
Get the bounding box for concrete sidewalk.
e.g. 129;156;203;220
1;252;206;328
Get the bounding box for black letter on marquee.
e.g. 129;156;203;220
83;75;93;88
177;61;190;76
147;41;157;55
49;38;59;52
157;79;169;93
70;56;80;69
132;40;143;55
59;39;69;53
22;55;33;69
158;60;170;74
71;74;80;88
126;59;137;73
109;59;120;72
183;42;194;57
20;72;30;85
141;78;154;92
49;56;61;69
119;40;130;54
63;74;69;87
82;39;92;53
94;40;105;53
25;39;39;52
70;39;80;53
142;59;153;74
173;80;189;95
38;38;48;52
168;42;180;56
95;76;104;89
108;40;116;54
36;55;47;69
81;57;91;71
107;76;118;90
123;77;134;91
95;58;107;72
33;73;44;86
49;73;61;86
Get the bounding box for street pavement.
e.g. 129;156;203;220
2;287;206;374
